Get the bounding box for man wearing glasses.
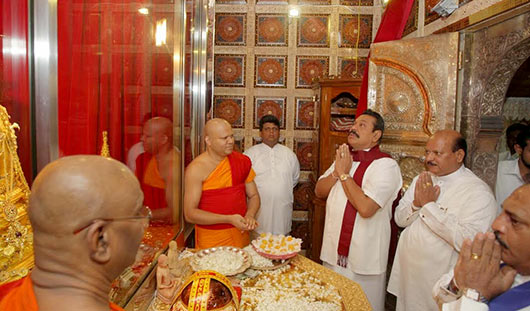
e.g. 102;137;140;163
0;156;153;311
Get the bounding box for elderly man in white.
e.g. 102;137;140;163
388;130;498;311
244;115;300;235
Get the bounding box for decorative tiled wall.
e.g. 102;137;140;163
212;0;382;240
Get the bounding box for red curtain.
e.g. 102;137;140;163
356;0;415;117
57;0;170;162
0;0;32;183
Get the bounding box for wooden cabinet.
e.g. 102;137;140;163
315;78;362;176
309;78;362;262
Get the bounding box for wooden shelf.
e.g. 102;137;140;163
330;107;356;115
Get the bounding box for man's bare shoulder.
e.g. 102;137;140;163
185;153;214;180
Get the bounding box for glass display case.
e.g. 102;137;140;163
31;0;213;308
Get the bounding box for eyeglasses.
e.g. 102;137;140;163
73;206;152;235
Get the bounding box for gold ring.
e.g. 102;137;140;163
471;253;480;260
425;182;432;187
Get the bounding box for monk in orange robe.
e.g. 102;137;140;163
0;156;148;311
136;116;181;224
184;118;260;249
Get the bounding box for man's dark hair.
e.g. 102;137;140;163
259;115;280;131
506;123;527;138
452;135;468;162
360;109;384;143
516;127;530;149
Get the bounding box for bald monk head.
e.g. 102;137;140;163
28;155;146;310
142;117;173;155
424;129;467;176
204;118;234;158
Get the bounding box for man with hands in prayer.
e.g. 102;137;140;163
315;109;402;311
434;184;530;311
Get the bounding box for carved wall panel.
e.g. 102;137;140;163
460;11;530;188
368;33;458;146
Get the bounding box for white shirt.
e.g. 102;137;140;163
496;159;524;206
244;143;300;235
498;150;519;162
387;166;498;311
319;157;402;275
433;269;530;311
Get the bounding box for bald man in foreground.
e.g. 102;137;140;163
0;156;154;310
136;117;181;223
184;118;260;249
388;130;498;311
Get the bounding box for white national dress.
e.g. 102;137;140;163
388;165;498;311
244;143;300;235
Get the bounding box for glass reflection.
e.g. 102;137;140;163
55;0;184;306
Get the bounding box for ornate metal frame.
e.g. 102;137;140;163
459;10;530;188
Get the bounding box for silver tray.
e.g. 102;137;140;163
190;246;251;276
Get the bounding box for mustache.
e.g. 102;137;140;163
494;231;509;249
426;161;437;166
348;130;359;138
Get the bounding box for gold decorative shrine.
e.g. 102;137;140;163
0;105;33;285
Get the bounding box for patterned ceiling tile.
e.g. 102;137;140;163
255;55;287;87
298;15;329;47
339;14;373;48
340;0;373;6
296;56;329;88
213;96;245;128
425;0;441;25
338;56;367;79
294;181;315;210
214;54;245;87
294;138;314;171
295;97;316;129
403;0;419;36
215;13;246;45
256;14;288;46
254;97;286;129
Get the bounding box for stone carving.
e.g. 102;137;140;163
472;152;498;190
481;38;530;116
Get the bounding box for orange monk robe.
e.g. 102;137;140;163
195;152;255;249
136;153;167;211
0;275;125;311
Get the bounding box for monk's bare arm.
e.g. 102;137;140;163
156;151;181;224
244;181;260;230
183;162;243;227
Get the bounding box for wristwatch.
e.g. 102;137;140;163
463;288;488;303
339;174;349;182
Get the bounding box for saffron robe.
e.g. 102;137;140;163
0;275;125;311
195;152;255;249
136;152;167;210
